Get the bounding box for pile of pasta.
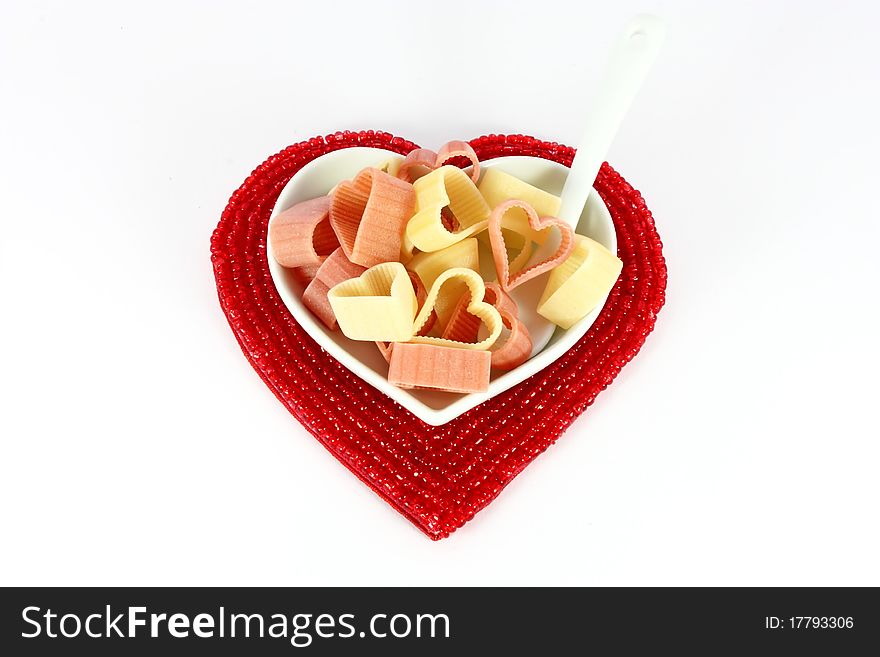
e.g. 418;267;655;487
269;141;623;394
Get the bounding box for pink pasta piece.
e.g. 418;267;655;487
269;196;338;268
302;248;366;330
441;282;516;341
442;282;531;370
330;168;415;268
388;343;491;393
375;341;394;363
490;308;532;371
435;140;480;183
441;295;482;344
396;141;481;184
291;264;321;283
396;148;438;184
408;270;427;306
484;282;518;318
488;199;575;292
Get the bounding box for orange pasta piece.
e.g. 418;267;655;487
291;264;321;284
330;167;415;267
388;343;491;393
301;248;366;330
269;196;338;268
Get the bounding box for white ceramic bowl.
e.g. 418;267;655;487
267;147;616;425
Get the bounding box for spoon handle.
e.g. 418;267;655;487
558;14;666;227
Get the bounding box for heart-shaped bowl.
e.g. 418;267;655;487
267;146;616;425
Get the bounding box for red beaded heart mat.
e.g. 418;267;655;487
211;131;666;540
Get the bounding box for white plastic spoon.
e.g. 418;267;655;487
512;13;666;356
558;13;666;224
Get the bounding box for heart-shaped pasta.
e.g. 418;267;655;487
488;199;575;292
407;238;480;325
538;235;623;329
328;262;418;341
411;268;502;351
441;282;532;371
478;168;562;245
435;140;481;182
406;166;491;252
396;140;481;184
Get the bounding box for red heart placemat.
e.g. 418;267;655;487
211;131;666;540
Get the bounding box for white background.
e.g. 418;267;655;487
2;0;878;586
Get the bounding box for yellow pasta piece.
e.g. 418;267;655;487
327;262;417;341
376;156;403;178
477;168;562;244
537;235;623;329
407;239;480;292
400;232;417;264
332;159;403;197
407;239;480;326
406;166;491;252
411;268;502;351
